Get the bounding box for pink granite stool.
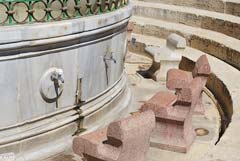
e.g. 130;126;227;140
166;55;211;115
73;110;155;161
140;77;204;153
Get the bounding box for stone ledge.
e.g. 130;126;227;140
130;16;240;70
136;0;240;17
133;1;240;40
0;4;132;45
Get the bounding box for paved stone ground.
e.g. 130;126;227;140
46;53;220;161
126;53;220;161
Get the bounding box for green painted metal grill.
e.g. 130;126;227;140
0;0;128;25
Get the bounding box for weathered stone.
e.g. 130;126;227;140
140;55;211;152
131;15;240;71
167;55;211;114
225;1;240;17
138;0;225;14
192;55;211;77
141;76;206;153
73;110;155;161
167;33;187;49
166;69;193;90
133;1;240;40
144;33;186;81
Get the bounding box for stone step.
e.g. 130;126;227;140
133;0;240;40
135;0;240;17
130;16;240;70
128;33;240;160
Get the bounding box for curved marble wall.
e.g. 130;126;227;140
0;4;132;160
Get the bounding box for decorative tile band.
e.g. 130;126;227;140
0;0;128;25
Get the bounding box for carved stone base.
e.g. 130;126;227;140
150;120;196;153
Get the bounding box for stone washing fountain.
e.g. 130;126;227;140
0;1;132;160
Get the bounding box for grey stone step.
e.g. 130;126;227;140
133;0;240;40
136;0;240;17
130;16;240;70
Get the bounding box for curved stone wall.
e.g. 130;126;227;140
130;17;240;70
133;1;240;40
0;4;132;160
138;0;240;16
131;0;240;70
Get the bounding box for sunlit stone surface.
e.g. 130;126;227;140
0;3;132;160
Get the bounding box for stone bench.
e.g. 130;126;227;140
140;79;203;153
167;55;211;114
145;33;187;81
73;110;155;161
140;55;210;153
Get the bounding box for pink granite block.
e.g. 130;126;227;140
73;110;155;161
150;116;196;153
140;77;206;153
141;91;177;119
192;55;211;115
166;69;193;91
166;55;211;115
193;56;211;114
194;93;205;115
192;55;211;77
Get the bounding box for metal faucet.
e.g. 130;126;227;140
103;54;116;64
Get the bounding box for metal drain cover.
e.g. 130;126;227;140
195;128;209;136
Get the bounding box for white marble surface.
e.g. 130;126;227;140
0;5;132;45
0;5;132;160
144;34;186;81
